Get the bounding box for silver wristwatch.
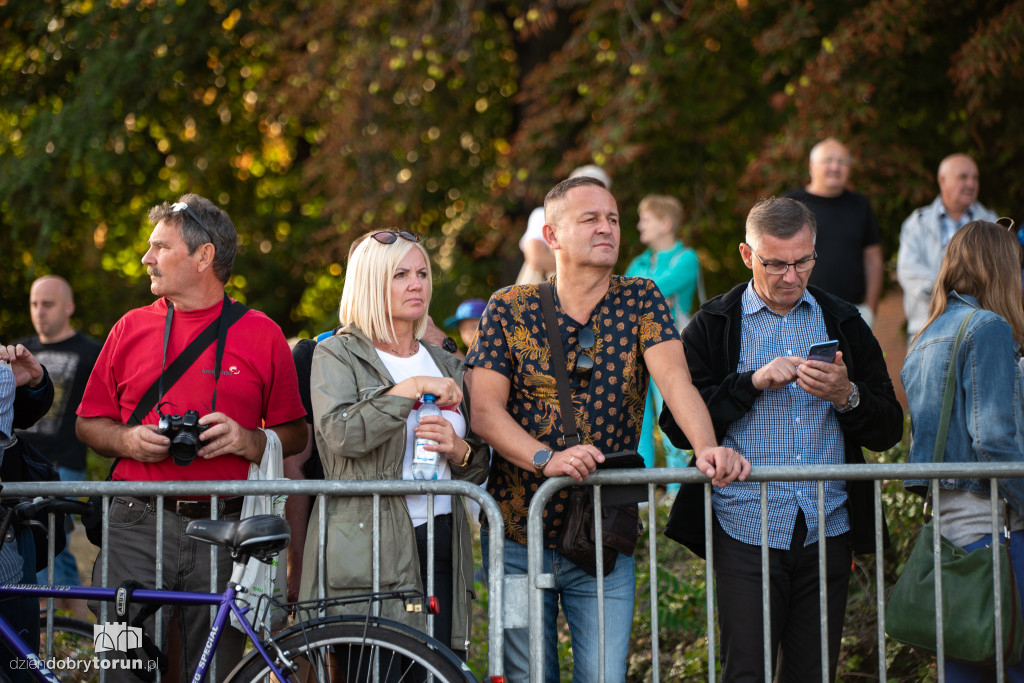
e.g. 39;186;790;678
837;383;860;413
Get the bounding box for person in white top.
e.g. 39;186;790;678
302;229;489;658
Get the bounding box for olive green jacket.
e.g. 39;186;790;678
298;325;489;653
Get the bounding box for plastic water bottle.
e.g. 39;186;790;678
412;394;442;480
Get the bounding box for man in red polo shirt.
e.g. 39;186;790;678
77;193;306;680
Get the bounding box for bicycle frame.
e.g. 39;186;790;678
0;566;289;683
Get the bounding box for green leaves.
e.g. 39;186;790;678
2;0;1020;343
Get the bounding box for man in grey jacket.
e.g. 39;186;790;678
897;153;997;338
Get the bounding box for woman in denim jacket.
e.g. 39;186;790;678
901;219;1024;680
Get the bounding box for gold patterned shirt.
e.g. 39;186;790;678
465;275;679;547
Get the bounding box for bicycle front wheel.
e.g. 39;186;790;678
226;619;474;683
39;615;97;683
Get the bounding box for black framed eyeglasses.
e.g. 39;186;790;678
575;326;595;376
745;244;816;276
371;230;421;245
170;201;213;244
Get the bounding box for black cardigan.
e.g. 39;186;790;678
661;284;903;554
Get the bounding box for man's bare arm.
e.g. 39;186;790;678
523;238;556;274
468;366;603;481
76;415;170;462
862;244;884;315
645;340;750;486
272;417;309;457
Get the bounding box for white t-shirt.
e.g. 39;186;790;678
518;206;547;252
377;346;466;527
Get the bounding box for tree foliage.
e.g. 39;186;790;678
2;0;1021;344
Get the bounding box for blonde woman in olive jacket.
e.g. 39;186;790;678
299;230;489;659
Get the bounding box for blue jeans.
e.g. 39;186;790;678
481;528;635;683
36;466;84;586
945;529;1024;683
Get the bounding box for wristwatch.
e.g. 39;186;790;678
442;336;459;354
837;383;860;413
532;449;554;476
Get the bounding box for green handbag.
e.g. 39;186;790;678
886;310;1024;664
885;517;1023;664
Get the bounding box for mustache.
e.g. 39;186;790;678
149;268;162;277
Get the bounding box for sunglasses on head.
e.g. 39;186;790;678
575;327;595;376
371;230;421;245
170;202;213;243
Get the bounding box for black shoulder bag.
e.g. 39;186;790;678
81;296;248;547
538;282;640;577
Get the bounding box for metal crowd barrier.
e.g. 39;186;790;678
0;479;504;682
527;461;1024;683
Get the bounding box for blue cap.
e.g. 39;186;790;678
443;298;487;328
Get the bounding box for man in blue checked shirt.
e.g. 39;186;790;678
662;197;902;681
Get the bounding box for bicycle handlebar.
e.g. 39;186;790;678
1;496;94;518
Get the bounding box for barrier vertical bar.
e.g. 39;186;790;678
933;481;944;682
317;493;327;612
155;496;165;683
705;481;716;683
992;479;1006;683
761;482;772;681
594;484;606;683
426;493;435;640
648;483;660;683
817;480;828;683
874;480;887;683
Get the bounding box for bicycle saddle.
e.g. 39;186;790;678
185;514;290;562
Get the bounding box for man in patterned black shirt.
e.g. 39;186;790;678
466;175;749;682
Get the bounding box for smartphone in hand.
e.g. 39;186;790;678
806;340;839;363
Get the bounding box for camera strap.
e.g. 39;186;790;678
127;294;248;427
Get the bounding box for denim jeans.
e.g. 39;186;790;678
36;465;84;586
481;528;635;683
945;529;1024;683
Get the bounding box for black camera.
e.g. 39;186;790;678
156;407;209;466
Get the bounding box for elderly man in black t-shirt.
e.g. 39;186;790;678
785;138;883;327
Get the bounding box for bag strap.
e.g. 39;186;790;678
539;282;580;448
128;295;248;426
931;310;975;464
922;310;975;521
108;296;247;479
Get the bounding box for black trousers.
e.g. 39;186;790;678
413;513;466;659
713;511;852;683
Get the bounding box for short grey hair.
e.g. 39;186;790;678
543;175;608;228
744;197;817;249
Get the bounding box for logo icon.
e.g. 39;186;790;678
93;622;143;653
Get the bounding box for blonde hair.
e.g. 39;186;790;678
338;231;432;344
917;220;1024;346
638;194;684;233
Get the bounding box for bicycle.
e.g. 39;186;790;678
0;496;477;682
